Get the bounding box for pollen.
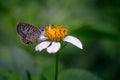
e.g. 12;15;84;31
45;24;67;42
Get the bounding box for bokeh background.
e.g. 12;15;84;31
0;0;120;80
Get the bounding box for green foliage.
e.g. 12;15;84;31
0;0;120;80
58;69;101;80
0;46;40;80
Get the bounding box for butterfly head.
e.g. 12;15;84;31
38;28;48;41
39;28;45;35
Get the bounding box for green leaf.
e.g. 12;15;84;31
0;71;22;80
58;69;102;80
72;25;120;41
0;46;40;80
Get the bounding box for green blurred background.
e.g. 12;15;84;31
0;0;120;80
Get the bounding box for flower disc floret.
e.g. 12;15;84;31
45;24;67;42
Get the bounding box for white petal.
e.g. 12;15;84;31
35;41;51;51
39;35;48;41
63;36;83;49
47;42;61;54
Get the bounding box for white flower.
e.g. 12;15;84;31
35;25;83;54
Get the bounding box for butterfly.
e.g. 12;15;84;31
16;22;45;45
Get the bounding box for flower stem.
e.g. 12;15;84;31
54;42;68;80
26;70;32;80
55;52;59;80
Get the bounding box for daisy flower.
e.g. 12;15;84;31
35;24;83;53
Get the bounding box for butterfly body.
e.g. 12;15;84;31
17;23;45;45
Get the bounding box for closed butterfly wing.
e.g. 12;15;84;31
16;23;44;45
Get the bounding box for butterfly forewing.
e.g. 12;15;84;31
17;23;43;45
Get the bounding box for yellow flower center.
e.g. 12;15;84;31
45;24;67;42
